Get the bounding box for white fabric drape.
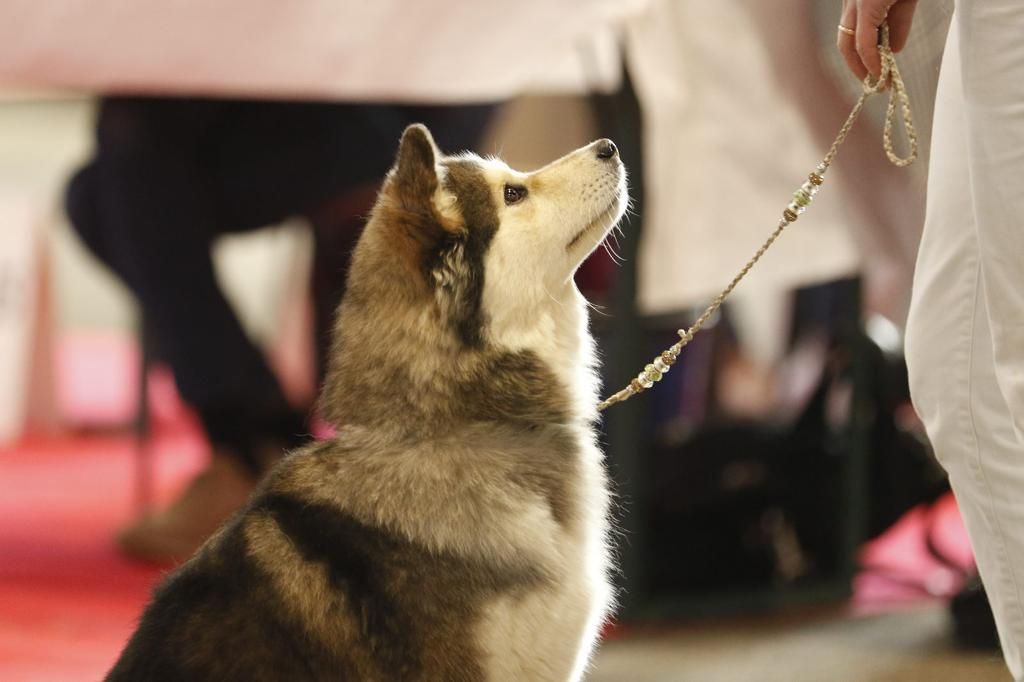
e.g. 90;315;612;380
0;1;641;101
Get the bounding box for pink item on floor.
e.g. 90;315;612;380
854;493;975;612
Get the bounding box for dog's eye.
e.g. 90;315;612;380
504;184;528;205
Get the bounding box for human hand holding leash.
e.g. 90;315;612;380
838;0;919;80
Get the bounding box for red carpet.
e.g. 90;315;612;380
0;429;205;681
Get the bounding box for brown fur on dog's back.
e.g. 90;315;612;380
107;422;581;680
108;438;548;681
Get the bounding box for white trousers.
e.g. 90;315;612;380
905;1;1024;678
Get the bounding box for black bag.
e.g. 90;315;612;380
644;332;948;594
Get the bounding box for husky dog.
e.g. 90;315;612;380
107;124;628;682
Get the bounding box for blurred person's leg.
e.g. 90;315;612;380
66;98;310;561
906;7;1024;678
68;97;305;469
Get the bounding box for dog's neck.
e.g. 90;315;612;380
484;281;600;424
321;286;599;437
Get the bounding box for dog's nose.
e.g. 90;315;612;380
595;139;618;160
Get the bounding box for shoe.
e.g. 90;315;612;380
116;451;258;564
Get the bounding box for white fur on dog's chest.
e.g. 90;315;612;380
475;439;612;682
476;546;610;682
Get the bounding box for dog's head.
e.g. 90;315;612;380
361;123;627;343
326;124;627;426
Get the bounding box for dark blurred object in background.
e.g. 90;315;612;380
614;278;951;616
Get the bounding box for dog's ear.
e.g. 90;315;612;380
390;124;440;206
376;124;454;279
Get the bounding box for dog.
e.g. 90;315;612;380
106;124;628;681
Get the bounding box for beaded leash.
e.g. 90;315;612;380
598;23;918;412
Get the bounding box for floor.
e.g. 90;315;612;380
592;608;1010;682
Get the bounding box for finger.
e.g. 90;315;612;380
856;4;884;78
887;0;918;52
838;4;867;80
